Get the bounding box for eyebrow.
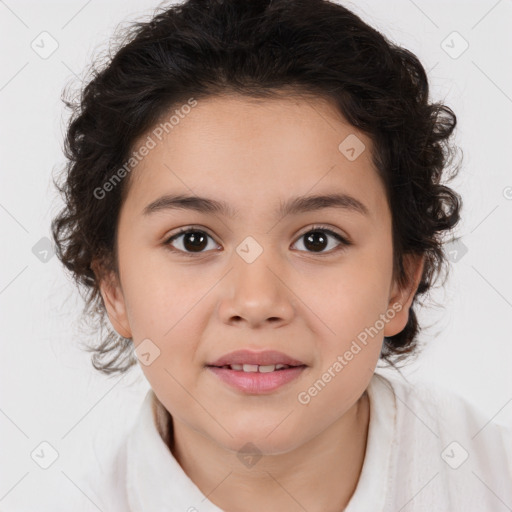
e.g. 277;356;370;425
142;192;369;218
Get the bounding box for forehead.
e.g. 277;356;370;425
122;94;387;221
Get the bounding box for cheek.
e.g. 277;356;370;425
120;246;202;334
318;253;392;328
121;256;208;410
310;251;393;377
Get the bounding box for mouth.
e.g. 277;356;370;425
206;363;306;373
206;364;307;394
205;349;308;393
206;349;307;369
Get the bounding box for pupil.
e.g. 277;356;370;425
182;230;328;253
305;231;327;252
184;232;207;252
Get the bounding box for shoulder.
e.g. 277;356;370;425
95;435;131;510
370;371;512;510
381;371;511;442
63;394;147;512
41;434;131;512
379;370;512;455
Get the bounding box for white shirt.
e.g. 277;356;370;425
84;371;512;511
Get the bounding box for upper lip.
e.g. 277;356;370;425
207;350;307;367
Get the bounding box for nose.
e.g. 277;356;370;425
217;247;296;329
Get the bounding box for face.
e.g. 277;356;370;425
97;93;423;455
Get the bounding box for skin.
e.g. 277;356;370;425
95;93;424;512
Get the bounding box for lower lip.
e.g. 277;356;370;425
206;366;306;394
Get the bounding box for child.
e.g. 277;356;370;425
51;0;512;510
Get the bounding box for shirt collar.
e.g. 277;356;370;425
125;389;224;512
125;371;396;512
344;371;396;511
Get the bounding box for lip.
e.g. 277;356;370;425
207;365;307;394
207;349;306;367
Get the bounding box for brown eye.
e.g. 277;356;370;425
164;229;219;256
164;225;351;258
304;231;329;252
292;227;350;254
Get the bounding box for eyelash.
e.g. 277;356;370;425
163;225;352;258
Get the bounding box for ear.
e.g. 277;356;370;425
383;253;425;337
91;258;132;339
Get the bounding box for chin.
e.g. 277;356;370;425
211;423;304;458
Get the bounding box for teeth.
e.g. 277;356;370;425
242;364;259;372
258;365;276;373
225;363;293;372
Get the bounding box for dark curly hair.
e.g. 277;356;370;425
51;0;462;376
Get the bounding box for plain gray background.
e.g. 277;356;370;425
1;0;511;509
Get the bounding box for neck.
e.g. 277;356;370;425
153;391;370;512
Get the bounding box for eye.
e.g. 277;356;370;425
163;225;351;257
164;227;220;257
291;225;351;255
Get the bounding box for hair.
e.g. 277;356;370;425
51;0;462;376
